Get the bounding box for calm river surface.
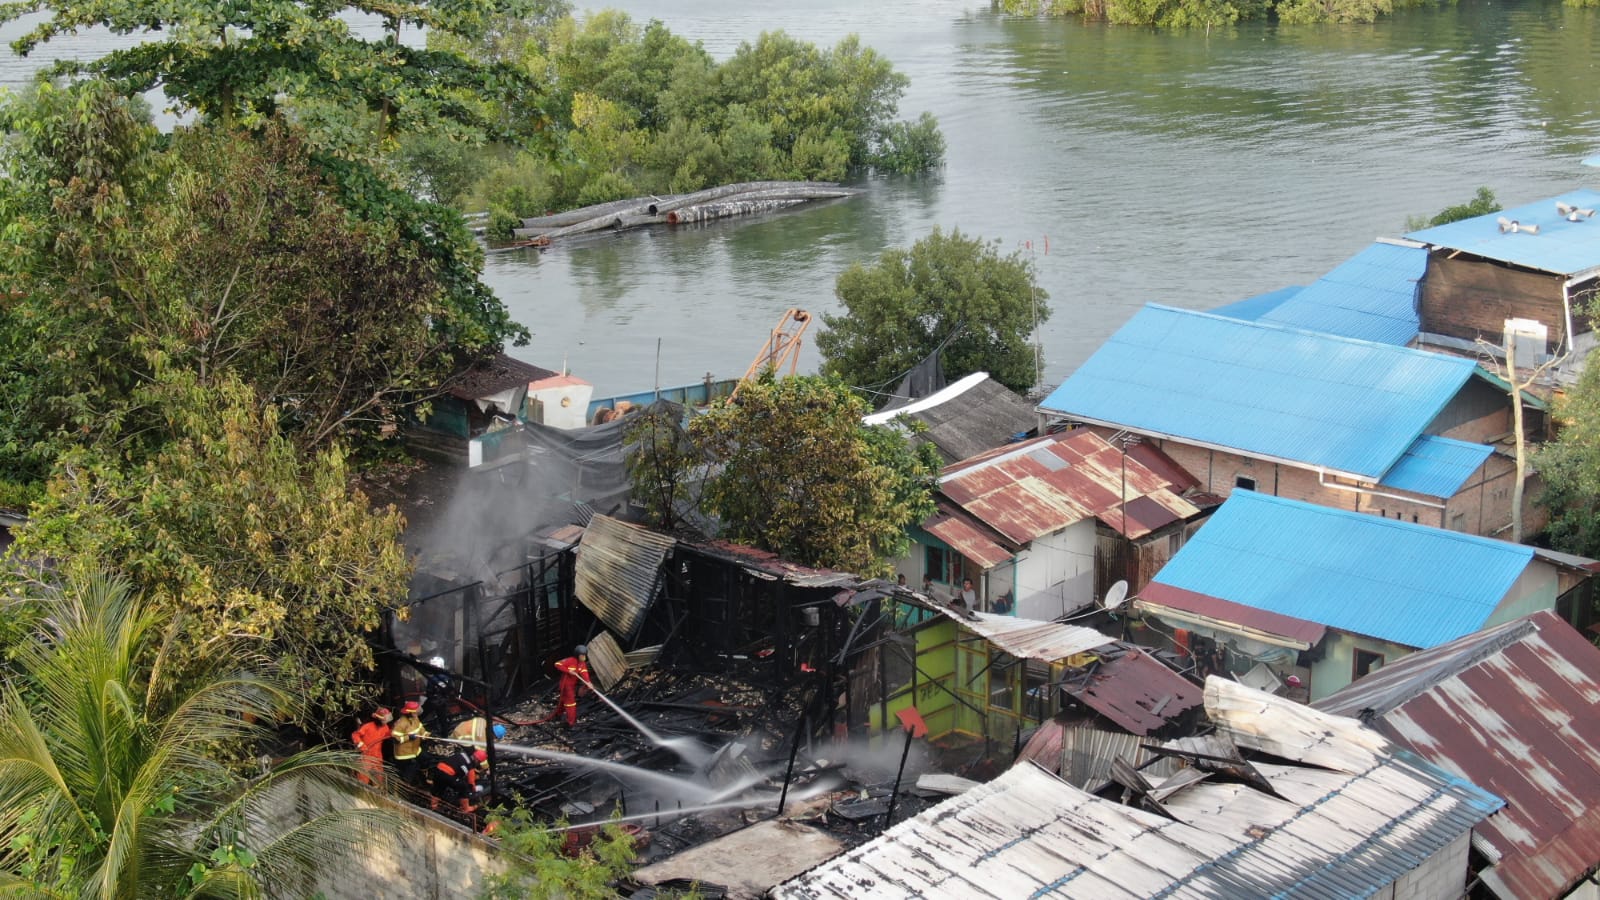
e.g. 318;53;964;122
6;1;1599;394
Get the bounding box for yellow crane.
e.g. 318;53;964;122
729;309;811;401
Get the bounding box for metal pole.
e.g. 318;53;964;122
883;727;915;831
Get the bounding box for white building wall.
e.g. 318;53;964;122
1014;521;1096;620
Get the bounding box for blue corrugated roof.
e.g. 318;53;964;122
1210;286;1302;322
1037;305;1480;479
1254;241;1424;345
1407;189;1600;276
1378;434;1494;498
1151;491;1534;648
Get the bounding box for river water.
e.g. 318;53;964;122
6;1;1599;395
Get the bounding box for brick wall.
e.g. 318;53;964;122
1419;256;1568;353
254;779;509;900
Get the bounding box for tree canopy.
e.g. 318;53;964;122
818;227;1050;395
1536;335;1600;557
10;372;411;724
0;81;524;496
677;376;939;575
0;0;541;149
0;567;396;896
418;13;943;222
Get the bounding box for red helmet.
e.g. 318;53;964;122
473;749;489;764
402;700;421;714
373;707;393;722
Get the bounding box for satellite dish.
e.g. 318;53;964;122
1103;580;1129;612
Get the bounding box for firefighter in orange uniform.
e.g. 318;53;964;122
541;645;591;728
350;707;392;785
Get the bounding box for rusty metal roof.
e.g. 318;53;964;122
574;515;675;641
932;608;1113;662
1137;581;1328;650
1061;645;1203;736
939;430;1200;544
444;352;558;400
922;503;1013;571
1316;611;1600;900
685;540;860;588
776;678;1501;900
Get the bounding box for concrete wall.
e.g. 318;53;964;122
1375;831;1472;900
1014;521;1096;619
1487;560;1560;628
255;778;508;900
1310;632;1419;701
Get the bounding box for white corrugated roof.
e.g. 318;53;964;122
775;678;1502;900
932;607;1112;661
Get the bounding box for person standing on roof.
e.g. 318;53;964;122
350;707;392;786
449;717;508;745
540;645;591;728
390;700;427;785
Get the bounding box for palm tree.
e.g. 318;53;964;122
0;568;402;898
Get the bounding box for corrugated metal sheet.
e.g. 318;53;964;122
1317;611;1600;900
1254;241;1426;346
688;540;860;588
1147;490;1533;649
585;630;626;690
1061;646;1204;736
922;506;1013;571
1407;189;1600;276
1377;434;1495;498
1210;285;1303;321
445;351;558;399
933;607;1112;661
1036;304;1479;480
776;680;1500;900
939;430;1199;544
1018;721;1179;789
1137;581;1327;649
573;515;675;640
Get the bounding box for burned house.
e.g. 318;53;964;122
775;678;1504;900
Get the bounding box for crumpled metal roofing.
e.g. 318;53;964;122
1376;433;1494;499
1317;611;1600;900
939;430;1199;543
444;351;558;400
1253;240;1425;346
1407;189;1600;276
1060;644;1203;736
931;607;1113;662
1036;304;1479;480
1148;490;1533;649
574;515;675;640
774;678;1501;900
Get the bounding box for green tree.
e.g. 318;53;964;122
0;82;524;483
1536;339;1600;557
818;228;1050;395
480;809;637;899
625;405;700;530
0;567;397;896
687;376;937;574
0;0;539;147
1406;186;1500;231
10;372;411;724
